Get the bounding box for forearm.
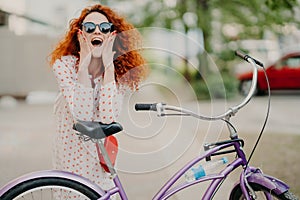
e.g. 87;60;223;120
77;57;92;88
102;64;115;85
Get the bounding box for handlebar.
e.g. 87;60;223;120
235;50;264;67
135;51;262;121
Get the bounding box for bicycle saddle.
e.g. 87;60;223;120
73;120;123;140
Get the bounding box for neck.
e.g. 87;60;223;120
89;57;103;79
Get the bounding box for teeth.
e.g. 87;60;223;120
92;38;102;42
91;38;102;46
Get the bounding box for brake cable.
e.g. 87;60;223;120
246;65;271;166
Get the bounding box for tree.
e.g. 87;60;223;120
132;0;299;76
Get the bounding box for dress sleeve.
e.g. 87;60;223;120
52;56;94;121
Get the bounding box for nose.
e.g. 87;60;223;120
93;24;102;34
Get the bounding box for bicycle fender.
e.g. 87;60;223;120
0;170;106;197
246;172;290;194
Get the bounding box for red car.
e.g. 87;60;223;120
238;52;300;95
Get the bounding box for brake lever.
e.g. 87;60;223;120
156;102;166;117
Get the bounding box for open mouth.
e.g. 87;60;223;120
91;38;103;47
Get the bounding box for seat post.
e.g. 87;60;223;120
96;140;117;176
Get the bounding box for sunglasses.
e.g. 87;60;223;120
82;22;114;34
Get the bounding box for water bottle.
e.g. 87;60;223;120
185;157;228;182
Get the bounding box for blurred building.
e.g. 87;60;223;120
0;26;58;98
0;0;149;98
0;10;8;25
1;0;300;98
0;0;92;98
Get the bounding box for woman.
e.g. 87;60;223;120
49;3;147;196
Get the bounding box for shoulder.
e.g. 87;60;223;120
60;55;78;65
53;55;78;68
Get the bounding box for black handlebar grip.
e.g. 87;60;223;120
235;50;264;67
135;103;156;111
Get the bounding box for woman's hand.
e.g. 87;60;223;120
100;31;117;84
102;31;117;69
78;29;92;70
77;29;92;87
91;31;117;70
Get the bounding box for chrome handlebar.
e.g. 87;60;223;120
135;51;262;121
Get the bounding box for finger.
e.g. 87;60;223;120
111;34;116;43
100;36;109;50
77;30;87;45
105;33;116;49
81;33;88;42
78;30;88;42
87;39;95;51
77;30;82;41
109;31;117;41
108;36;116;51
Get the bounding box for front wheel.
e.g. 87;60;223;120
0;177;101;200
230;183;299;200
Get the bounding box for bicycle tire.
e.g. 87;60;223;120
0;177;101;200
230;182;299;200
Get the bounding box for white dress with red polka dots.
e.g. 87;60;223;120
52;55;124;199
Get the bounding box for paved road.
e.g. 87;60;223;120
0;92;299;199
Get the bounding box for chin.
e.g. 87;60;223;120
92;53;101;58
91;46;102;58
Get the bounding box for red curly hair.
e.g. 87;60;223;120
50;4;148;90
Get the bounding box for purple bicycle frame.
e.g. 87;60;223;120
151;140;290;200
0;140;290;200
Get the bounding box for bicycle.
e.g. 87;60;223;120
0;51;298;199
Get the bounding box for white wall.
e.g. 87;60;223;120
0;27;58;97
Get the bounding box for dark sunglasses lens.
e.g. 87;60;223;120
100;23;112;33
83;23;96;33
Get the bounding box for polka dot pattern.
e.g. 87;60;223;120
52;55;125;198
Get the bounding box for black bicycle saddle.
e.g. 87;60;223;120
73;120;123;140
